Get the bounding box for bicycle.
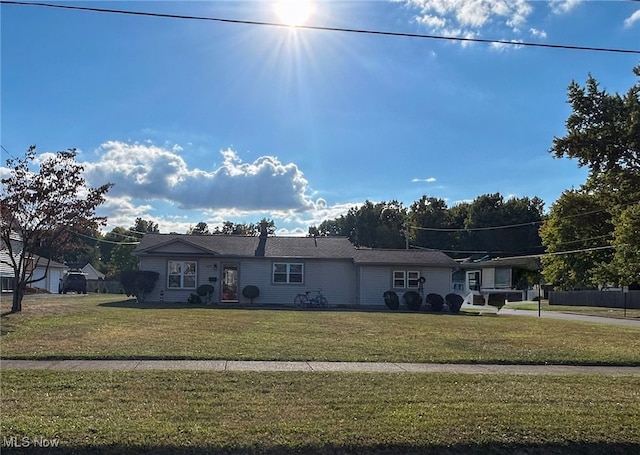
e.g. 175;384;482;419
294;289;328;309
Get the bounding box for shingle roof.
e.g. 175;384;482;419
134;234;458;267
133;234;356;259
352;249;458;267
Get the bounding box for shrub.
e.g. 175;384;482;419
403;291;422;311
242;285;260;304
383;291;399;310
445;293;464;314
426;293;445;312
197;284;215;305
120;270;160;303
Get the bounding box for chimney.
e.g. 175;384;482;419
260;220;268;239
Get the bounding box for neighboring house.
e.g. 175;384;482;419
132;233;458;307
452;256;541;304
31;256;67;293
0;250;16;292
81;263;105;281
0;231;23;292
0;231;67;293
80;263;108;292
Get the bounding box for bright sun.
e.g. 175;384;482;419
273;0;314;27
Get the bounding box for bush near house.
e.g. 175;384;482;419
446;293;464;314
242;285;260;304
383;291;399;310
403;291;422;311
426;293;445;312
120;270;159;303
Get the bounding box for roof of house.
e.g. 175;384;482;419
133;234;458;267
457;256;541;271
352;249;458;267
133;234;357;259
81;263;106;280
32;255;67;269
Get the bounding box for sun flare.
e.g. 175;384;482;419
274;0;314;27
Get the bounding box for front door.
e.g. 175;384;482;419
222;264;239;302
466;271;481;292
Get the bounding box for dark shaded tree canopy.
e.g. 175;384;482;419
542;65;640;288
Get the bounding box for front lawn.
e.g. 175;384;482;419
1;295;638;365
1;370;639;454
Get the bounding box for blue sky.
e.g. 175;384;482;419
2;0;639;235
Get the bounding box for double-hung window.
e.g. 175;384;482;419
273;262;303;284
393;270;420;289
168;261;197;289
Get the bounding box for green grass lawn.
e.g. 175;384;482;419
2;370;639;454
2;294;639;454
1;294;639;365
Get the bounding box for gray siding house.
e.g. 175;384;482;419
132;233;457;307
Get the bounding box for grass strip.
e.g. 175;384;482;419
1;370;639;454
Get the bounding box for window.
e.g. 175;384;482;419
1;277;14;292
495;268;511;289
168;261;197;289
407;271;420;288
273;262;303;284
393;270;420;288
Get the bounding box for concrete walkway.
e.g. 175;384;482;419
2;359;638;375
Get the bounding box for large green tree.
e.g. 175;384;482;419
320;200;408;248
104;218;159;276
1;147;111;312
540;190;614;289
408;196;454;251
542;65;640;288
464;194;544;256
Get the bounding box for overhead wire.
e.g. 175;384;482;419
2;1;638;248
1;1;639;54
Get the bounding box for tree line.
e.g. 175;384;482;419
311;195;545;259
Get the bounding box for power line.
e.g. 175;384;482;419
71;230;139;245
0;145;17;160
406;199;640;233
409;220;541;233
2;1;639;54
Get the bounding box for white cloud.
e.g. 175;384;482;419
82;141;365;234
624;9;640;29
529;27;547;39
400;0;534;35
411;177;437;183
83;141;316;212
549;0;583;15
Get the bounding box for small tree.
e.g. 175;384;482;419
1;146;111;312
120;270;159;303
